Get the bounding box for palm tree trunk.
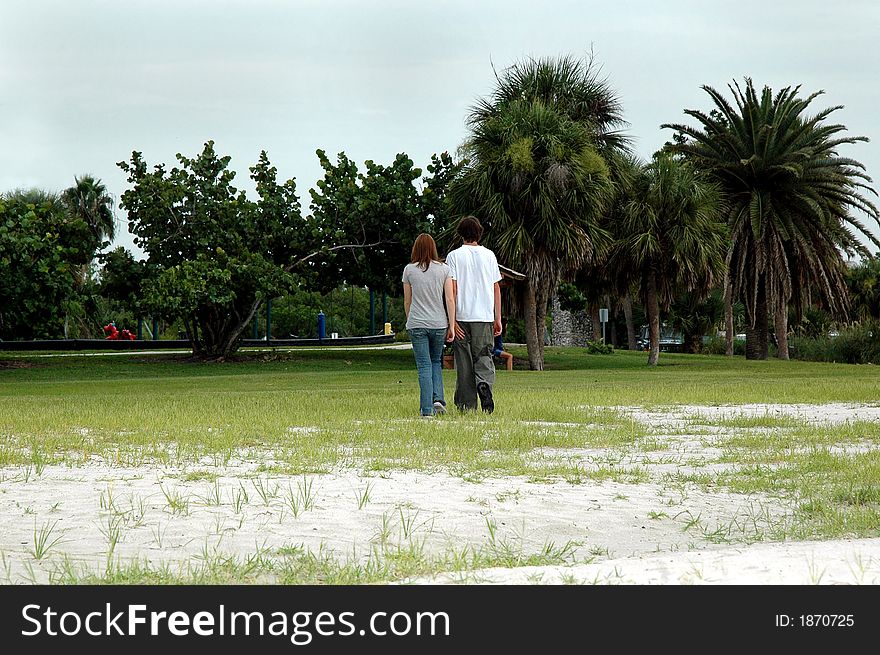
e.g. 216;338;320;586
623;293;637;350
775;301;789;360
645;271;661;366
523;281;543;370
590;304;601;342
745;279;769;360
724;275;734;357
608;303;618;346
535;279;550;367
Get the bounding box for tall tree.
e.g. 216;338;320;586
119;142;311;359
309;150;426;295
97;246;148;317
664;79;880;359
452;55;622;369
845;256;880;321
615;152;727;365
576;151;643;348
62;174;116;245
0;190;100;339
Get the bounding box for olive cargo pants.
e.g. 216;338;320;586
452;321;496;411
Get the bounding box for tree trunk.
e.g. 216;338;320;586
775;301;789;360
608;302;618;347
745;279;769;360
535;279;550;367
523;281;543;370
724;276;734;357
623;293;637;351
589;304;601;342
684;333;702;354
645;271;661;366
189;298;263;360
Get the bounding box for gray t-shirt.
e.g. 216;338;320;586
402;261;450;329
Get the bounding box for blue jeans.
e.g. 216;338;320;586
409;327;447;415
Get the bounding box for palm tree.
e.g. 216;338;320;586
614;152;727;365
452;97;614;370
61;175;116;337
845;257;880;321
451;55;625;370
62;174;116;244
663;79;880;359
576;151;643;349
470;54;630;155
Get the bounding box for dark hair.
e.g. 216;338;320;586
457;216;483;243
410;233;440;271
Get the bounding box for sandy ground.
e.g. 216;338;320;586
409;538;880;584
1;402;878;584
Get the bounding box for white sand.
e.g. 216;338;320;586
409;538;880;584
1;402;878;584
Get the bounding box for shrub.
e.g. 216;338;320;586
789;321;880;364
586;340;613;355
701;336;745;356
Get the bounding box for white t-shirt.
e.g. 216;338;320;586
445;244;501;322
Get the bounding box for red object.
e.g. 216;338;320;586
103;324;135;340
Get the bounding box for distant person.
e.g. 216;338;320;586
402;233;456;418
446;216;502;413
493;334;514;372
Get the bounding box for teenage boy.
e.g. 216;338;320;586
446;216;502;413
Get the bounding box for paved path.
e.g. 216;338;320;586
2;343;414;358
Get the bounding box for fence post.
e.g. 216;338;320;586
266;298;273;342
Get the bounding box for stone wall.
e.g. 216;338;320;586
550;295;595;346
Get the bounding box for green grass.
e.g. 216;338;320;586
0;347;876;479
3;346;880;552
44;536;587;585
0;348;660;477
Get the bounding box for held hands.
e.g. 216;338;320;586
453;321;466;341
446;326;455;343
493;319;503;337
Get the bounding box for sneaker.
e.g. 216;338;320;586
476;382;494;414
433;401;447;415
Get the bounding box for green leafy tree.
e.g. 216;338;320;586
664;79;880;359
845;257;880;321
614;152;727;365
309;150;426;296
97;246;147;319
421;151;466;252
118;142;312;359
0;190;100;339
452;55;622;369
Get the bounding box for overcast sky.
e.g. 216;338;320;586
2;0;878;256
